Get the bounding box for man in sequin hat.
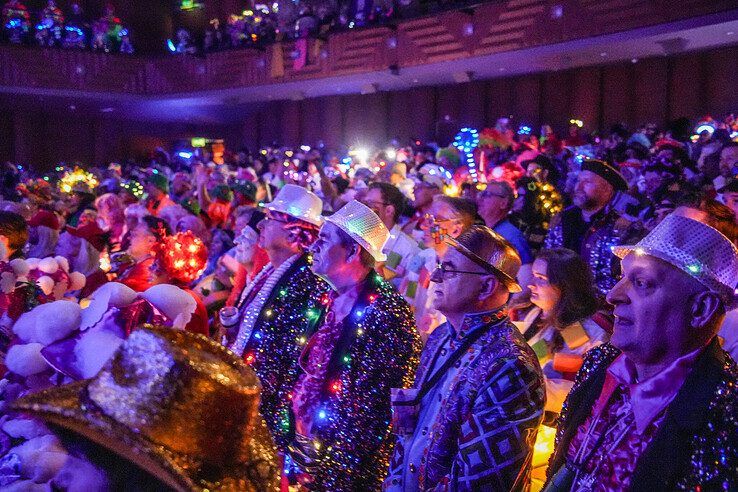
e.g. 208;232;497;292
228;184;331;450
286;200;421;490
385;225;545;491
545;159;643;296
546;213;738;491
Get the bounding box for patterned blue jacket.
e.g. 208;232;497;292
385;312;545;491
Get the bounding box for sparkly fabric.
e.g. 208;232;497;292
292;310;342;436
12;326;280;491
237;255;331;449
612;214;738;307
545;205;643;295
324;200;390;262
547;341;738;490
565;383;663;491
287;273;421;490
386;310;545;491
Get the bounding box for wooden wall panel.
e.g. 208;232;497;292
633;58;668;126
668;53;704;119
601;63;634;128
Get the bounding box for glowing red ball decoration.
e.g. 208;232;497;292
155;231;208;285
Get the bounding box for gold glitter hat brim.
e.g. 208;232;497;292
12;380;274;492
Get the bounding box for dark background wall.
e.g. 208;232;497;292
1;44;736;169
241;44;738;150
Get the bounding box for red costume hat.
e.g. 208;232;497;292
29;210;60;230
65;223;107;252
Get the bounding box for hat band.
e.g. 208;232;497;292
443;235;517;287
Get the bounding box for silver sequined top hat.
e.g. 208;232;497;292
324;200;390;262
612;214;738;307
266;184;324;226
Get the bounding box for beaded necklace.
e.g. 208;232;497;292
230;253;301;356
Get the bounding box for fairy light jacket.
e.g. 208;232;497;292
287;272;422;490
239;254;332;448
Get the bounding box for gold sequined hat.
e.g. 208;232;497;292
324;199;390;262
266;183;324;226
12;326;279;492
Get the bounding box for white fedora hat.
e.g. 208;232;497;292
324;200;389;262
612;213;738;307
266;184;323;226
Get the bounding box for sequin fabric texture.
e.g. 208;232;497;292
386;311;545;491
239;255;332;448
548;342;738;490
545;205;642;296
287;273;422;490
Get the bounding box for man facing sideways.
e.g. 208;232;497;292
477;180;534;300
286;200;422;490
546;213;738;490
385;225;545;491
228;184;331;449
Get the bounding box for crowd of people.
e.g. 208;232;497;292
170;0;475;55
1;0;133;53
0;111;737;490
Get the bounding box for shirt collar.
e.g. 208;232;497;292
607;345;705;433
447;307;509;340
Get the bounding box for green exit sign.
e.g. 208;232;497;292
180;0;203;11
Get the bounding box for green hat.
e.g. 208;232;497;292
147;173;169;193
231;181;257;202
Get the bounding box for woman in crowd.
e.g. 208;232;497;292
514;247;610;412
120;203;147;250
94;193;125;246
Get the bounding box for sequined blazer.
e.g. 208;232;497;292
242;254;332;449
296;273;422;491
545;205;642;296
547;340;738;491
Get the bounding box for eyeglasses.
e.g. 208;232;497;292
434;262;491;278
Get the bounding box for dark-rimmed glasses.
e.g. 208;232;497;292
434;262;492;277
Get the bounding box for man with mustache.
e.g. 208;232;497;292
545;213;738;490
545;159;642;295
